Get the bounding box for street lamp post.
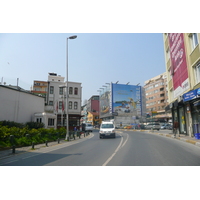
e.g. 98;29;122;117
66;35;77;141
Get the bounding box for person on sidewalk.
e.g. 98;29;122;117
173;120;179;137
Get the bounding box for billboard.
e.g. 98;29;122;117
168;33;189;98
99;85;111;118
112;83;142;117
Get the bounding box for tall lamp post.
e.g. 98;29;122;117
66;35;77;141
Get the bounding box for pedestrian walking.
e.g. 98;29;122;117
173;120;179;137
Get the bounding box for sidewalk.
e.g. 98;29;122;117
127;128;200;147
0;133;90;160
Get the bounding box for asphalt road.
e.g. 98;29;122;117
1;129;200;166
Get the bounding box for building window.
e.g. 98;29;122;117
59;101;62;109
160;94;165;97
49;101;53;106
74;102;78;109
59;87;63;95
194;63;200;84
50;86;54;94
154;89;158;93
74;87;78;95
190;33;199;51
69;87;73;95
48;118;54;126
154;84;159;88
69;101;72;109
160;87;164;91
36;118;42;123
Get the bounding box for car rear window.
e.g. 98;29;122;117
87;124;92;127
101;124;114;128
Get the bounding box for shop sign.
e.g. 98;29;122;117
197;88;200;96
183;89;198;102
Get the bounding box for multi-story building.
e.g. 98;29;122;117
44;73;82;130
81;104;87;124
163;33;200;137
31;80;48;103
144;72;171;123
86;95;101;126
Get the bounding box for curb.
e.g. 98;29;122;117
147;131;200;147
121;129;200;147
0;133;93;160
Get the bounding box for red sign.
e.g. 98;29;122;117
168;33;189;98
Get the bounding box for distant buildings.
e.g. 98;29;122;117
98;83;146;127
86;95;101;126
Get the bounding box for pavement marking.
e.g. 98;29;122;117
102;133;124;166
121;132;129;148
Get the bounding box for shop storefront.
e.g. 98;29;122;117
170;100;186;135
183;88;200;137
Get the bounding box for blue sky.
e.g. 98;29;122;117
0;33;165;104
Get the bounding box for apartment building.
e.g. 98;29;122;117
31;80;48;103
163;33;200;137
144;72;170;122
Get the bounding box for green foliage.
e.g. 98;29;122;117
0;121;67;149
0;120;24;128
25;122;44;129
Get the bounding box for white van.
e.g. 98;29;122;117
99;121;116;139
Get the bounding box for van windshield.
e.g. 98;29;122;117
101;124;114;128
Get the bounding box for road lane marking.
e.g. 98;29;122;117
121;132;129;148
102;134;124;166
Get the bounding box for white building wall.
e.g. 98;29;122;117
45;80;82;116
0;86;44;123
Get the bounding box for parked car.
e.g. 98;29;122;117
82;123;93;132
167;124;173;130
161;124;171;129
145;122;161;131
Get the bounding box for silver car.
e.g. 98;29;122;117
145;122;161;131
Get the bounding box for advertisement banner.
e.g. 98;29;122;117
112;83;142;117
100;86;111;118
168;33;189;99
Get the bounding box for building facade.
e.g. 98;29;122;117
44;73;82;130
144;72;171;123
0;85;47;124
86;95;101;126
163;33;200;137
31;80;48;103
